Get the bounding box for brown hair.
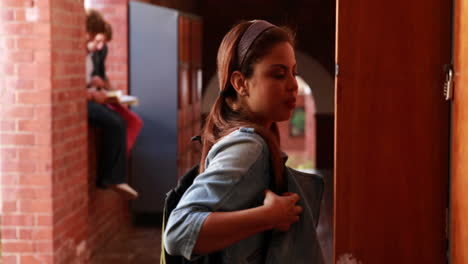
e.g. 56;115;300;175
86;9;106;38
104;21;113;42
200;20;295;191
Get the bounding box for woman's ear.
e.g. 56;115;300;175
230;71;248;96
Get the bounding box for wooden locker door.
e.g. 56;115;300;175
335;0;451;263
451;0;468;262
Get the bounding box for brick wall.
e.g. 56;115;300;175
0;0;198;263
86;130;129;259
0;0;88;263
0;0;54;263
50;0;89;262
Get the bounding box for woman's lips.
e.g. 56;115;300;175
285;98;296;109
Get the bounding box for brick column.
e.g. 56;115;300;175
0;0;88;263
51;0;89;262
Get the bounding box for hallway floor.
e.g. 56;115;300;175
91;226;161;264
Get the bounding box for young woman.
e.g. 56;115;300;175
85;10;139;200
164;20;322;263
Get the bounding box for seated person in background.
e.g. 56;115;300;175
86;9;138;200
90;17;143;156
89;21;113;91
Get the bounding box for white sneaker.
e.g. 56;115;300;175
110;183;139;200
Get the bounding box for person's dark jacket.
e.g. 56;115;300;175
91;44;108;81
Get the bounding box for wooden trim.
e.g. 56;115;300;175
451;0;468;262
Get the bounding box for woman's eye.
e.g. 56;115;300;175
272;71;286;79
274;74;285;79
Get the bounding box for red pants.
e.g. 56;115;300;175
106;104;143;157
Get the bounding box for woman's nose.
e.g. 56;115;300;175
288;75;299;92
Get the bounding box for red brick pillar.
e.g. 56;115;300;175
0;0;88;263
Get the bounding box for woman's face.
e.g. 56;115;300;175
86;33;106;53
94;33;106;51
243;42;298;127
87;39;97;52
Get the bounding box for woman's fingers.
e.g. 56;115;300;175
294;205;303;215
263;190;303;232
263;189;302;222
287;193;300;204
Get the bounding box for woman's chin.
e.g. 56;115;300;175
275;112;294;122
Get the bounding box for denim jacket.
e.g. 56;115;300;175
164;128;324;264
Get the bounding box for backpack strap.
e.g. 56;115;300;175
161;207;168;264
